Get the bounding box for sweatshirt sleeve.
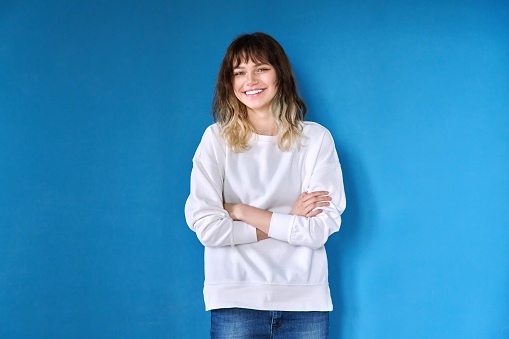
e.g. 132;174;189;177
184;127;258;247
268;128;346;249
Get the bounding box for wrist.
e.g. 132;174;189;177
233;204;245;221
256;229;268;241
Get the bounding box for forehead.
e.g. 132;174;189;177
232;50;270;68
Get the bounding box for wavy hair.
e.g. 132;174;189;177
212;32;307;152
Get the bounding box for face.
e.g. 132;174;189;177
232;59;278;116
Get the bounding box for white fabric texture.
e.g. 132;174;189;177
185;122;346;311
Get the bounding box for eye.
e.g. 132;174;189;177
233;71;245;76
256;68;270;73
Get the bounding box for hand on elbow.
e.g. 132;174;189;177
224;203;243;220
290;191;332;218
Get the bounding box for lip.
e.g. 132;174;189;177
243;88;265;96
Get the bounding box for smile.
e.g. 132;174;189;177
244;89;264;95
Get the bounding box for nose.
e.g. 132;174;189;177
246;71;258;86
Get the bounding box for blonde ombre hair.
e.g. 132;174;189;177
212;32;307;152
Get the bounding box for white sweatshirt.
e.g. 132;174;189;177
185;122;346;311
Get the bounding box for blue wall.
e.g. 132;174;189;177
1;1;508;338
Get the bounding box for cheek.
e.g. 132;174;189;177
232;79;242;92
232;82;241;93
232;85;243;101
268;73;278;87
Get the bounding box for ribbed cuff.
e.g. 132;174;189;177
268;212;294;243
232;221;257;245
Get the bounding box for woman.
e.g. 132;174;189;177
185;32;346;338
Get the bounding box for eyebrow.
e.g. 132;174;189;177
233;62;270;69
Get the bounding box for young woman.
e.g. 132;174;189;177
185;32;346;338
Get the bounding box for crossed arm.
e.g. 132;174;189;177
224;191;332;241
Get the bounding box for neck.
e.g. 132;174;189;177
247;109;277;136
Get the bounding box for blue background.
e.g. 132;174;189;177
1;0;508;338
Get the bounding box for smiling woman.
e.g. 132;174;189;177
232;61;278;126
212;33;307;153
185;32;346;338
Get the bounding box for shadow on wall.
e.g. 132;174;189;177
325;130;378;339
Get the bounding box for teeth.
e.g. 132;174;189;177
245;89;263;95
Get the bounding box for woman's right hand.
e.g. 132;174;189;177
290;191;332;218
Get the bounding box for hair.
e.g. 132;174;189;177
212;32;307;152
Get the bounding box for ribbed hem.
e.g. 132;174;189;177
232;221;257;245
204;283;332;311
268;213;294;243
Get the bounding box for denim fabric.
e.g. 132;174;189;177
210;308;329;339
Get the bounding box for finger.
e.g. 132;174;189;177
306;209;323;218
300;202;330;216
301;191;329;203
305;190;329;197
302;196;332;210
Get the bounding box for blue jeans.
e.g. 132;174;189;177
210;308;329;338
